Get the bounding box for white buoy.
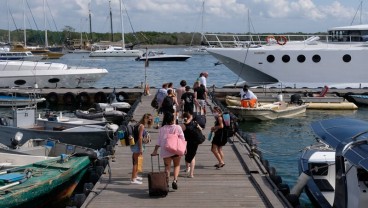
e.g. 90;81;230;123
290;172;310;197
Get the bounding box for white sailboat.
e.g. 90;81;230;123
182;0;209;55
89;0;142;57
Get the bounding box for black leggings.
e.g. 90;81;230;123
185;143;199;163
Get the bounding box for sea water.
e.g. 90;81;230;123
4;48;368;206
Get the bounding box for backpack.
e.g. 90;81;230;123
185;121;206;144
222;112;238;138
161;96;174;113
156;89;167;105
118;124;139;146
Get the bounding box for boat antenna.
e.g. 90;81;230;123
109;0;113;42
351;1;363;25
89;0;93;42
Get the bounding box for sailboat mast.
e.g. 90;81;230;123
200;0;205;43
89;1;93;41
23;0;26;47
7;0;10;44
44;0;48;47
109;0;113;42
120;0;125;48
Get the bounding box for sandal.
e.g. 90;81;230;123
215;163;225;169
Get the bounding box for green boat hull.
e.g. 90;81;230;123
0;155;91;208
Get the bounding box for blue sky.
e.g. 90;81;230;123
1;0;367;34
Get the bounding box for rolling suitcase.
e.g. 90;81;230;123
148;155;168;197
193;106;206;129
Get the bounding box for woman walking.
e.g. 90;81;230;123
210;106;227;169
130;113;153;185
151;112;185;190
180;112;200;178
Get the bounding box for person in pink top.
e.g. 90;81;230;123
151;112;185;190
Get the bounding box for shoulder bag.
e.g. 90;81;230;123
164;133;187;156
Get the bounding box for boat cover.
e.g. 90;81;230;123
311;117;368;171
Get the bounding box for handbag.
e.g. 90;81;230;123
164;133;187;156
151;95;159;109
137;155;143;173
142;132;151;144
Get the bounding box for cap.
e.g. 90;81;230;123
185;86;191;90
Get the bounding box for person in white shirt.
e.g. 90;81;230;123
199;72;208;89
240;84;257;108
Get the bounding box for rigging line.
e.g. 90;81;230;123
46;0;63;43
121;0;139;43
233;45;250;87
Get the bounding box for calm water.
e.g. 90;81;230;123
5;48;368;206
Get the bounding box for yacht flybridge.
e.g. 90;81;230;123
204;24;368;88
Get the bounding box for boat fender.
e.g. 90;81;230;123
286;194;300;207
77;92;91;106
94;91;107;103
0;117;8;126
63;92;76;106
261;159;270;172
277;183;290;196
74;151;98;161
83;182;94;195
106;123;119;132
290;171;311;197
74;193;87;208
10;132;23;149
46;92;59;106
116;91;129;102
271;175;282;185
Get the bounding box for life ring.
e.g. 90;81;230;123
266;35;275;44
63;92;76;106
77;92;91;107
46;92;59;106
94;91;107;103
277;36;287;45
116;91;129;102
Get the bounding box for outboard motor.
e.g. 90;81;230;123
0;117;8;126
290;94;303;105
11;132;23;149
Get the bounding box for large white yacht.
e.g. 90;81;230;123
205;24;368;88
0;60;108;88
89;45;143;57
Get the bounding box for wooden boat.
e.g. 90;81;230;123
0;106;119;150
0;155;92;207
225;95;358;110
227;102;307;121
297;118;368;208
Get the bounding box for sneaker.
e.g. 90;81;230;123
172;180;178;190
187;175;194;178
135;176;143;181
131;179;143;185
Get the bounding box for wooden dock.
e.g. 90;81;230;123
82;90;292;208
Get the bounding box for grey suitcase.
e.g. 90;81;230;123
148;155;168;197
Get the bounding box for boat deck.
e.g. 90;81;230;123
82;90;291;207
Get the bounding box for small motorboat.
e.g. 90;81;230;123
0;88;46;107
349;94;368;105
297;118;368;208
135;50;191;61
227;102;307;121
75;109;126;124
0;155;92;207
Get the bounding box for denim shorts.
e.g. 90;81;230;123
130;142;145;153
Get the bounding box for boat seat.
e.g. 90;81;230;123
314;179;334;192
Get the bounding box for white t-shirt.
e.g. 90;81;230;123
240;89;257;100
199;76;207;88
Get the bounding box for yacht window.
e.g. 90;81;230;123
309;163;328;176
267;55;275;63
282;55;290;63
14;80;26;85
297;55;306;63
48;78;60;83
312;55;321;63
343;54;351;63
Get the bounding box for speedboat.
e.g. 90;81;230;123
0;60;108;88
135;50;191;61
0;47;43;61
89;45;143;57
0;106;119;150
205;24;368;88
298;118;368;208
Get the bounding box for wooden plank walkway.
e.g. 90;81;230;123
82;90;290;208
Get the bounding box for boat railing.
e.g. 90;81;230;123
202;33;367;48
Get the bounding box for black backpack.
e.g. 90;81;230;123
118;124;139;146
222;112;238;138
185;121;205;144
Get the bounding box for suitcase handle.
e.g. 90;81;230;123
151;154;161;172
